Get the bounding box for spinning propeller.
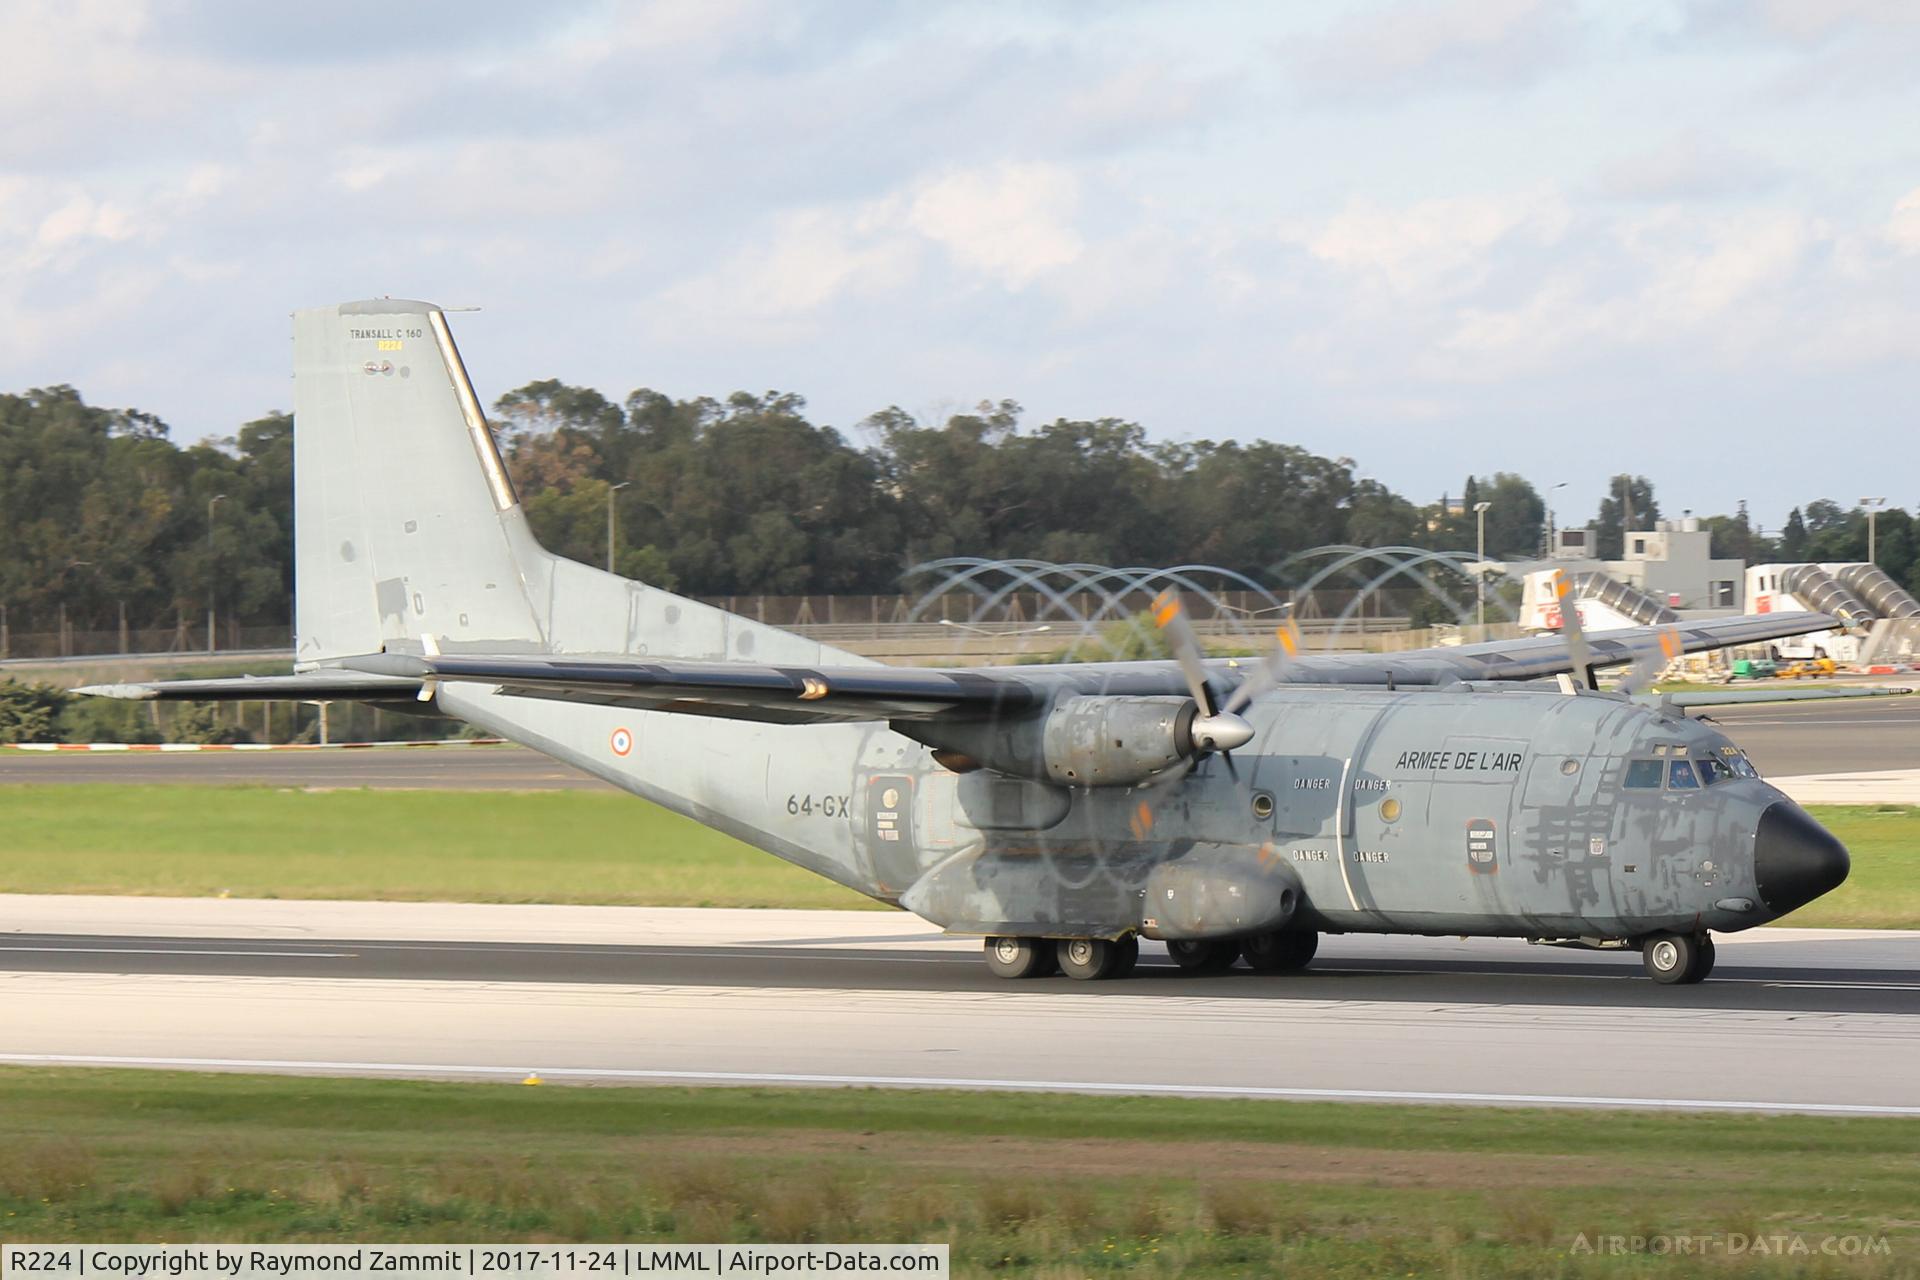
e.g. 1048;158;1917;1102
1145;590;1304;787
1551;569;1682;699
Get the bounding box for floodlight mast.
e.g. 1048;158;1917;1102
1861;496;1887;565
1474;500;1493;628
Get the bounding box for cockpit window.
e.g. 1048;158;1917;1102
1719;746;1760;779
1668;759;1701;790
1698;755;1734;786
1624;759;1664;789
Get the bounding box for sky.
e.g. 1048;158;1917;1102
4;0;1919;535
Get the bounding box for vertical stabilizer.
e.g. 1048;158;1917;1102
291;299;867;670
293;300;546;664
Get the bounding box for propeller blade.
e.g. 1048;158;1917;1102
1151;589;1256;765
1223;616;1303;715
1551;570;1594;691
1618;626;1683;698
1151;589;1218;713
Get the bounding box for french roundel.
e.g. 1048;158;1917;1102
610;727;633;757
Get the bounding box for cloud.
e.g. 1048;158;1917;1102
1888;187;1920;251
1592;134;1782;203
653;202;921;338
1285;0;1578;100
907;163;1083;290
1288;189;1571;296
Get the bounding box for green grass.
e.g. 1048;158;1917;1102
2;1069;1915;1275
0;785;876;908
0;786;1914;927
1791;805;1920;928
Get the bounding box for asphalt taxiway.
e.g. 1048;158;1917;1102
1;899;1916;1114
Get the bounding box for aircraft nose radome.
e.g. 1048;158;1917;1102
1754;802;1850;916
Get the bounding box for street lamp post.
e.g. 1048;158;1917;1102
1861;496;1888;565
207;493;227;654
1546;481;1568;555
607;481;632;574
1473;500;1492;629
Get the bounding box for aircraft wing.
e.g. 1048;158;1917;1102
75;672;425;702
346;653;1048;725
78;610;1841;724
1660;684;1911;709
1278;610;1840;687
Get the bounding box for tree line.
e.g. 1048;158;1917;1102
2;381;1916;637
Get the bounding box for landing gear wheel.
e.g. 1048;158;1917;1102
983;936;1056;979
1242;930;1318;973
1688;934;1716;984
1056;936;1133;980
1167;939;1238;974
1641;931;1710;985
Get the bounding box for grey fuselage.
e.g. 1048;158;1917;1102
439;675;1809;943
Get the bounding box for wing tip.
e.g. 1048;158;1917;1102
72;683;157;700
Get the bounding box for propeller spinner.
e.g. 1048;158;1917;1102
1150;590;1255;760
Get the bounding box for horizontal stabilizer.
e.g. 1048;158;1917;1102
76;672;426;702
349;653;1044;725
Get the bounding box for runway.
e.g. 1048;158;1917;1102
1;694;1914;789
2;898;1917;1113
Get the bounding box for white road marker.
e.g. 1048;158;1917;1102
0;946;350;958
2;1053;1918;1115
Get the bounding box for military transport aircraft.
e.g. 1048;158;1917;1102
83;300;1856;986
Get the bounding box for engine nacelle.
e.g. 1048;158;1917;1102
906;694;1198;788
1040;695;1196;786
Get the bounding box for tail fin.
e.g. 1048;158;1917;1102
292;299;861;670
293;300;547;663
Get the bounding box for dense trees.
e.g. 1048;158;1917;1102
1592;475;1662;561
4;379;1915;640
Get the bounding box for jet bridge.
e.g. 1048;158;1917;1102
1521;569;1680;632
1777;566;1874;629
1833;563;1920;620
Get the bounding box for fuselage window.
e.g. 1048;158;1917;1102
1668;759;1701;790
1698;755;1734;785
1624;759;1664;789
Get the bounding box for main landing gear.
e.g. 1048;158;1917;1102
983;930;1318;980
1640;930;1716;985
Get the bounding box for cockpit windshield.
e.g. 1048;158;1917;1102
1624;745;1761;791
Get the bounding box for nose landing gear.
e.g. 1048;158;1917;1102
1641;930;1715;984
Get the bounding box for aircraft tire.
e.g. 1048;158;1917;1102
1682;934;1716;984
1056;937;1126;980
1641;931;1703;984
983;936;1055;979
1166;939;1238;973
1242;929;1318;973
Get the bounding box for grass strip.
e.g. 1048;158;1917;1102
2;1068;1916;1275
